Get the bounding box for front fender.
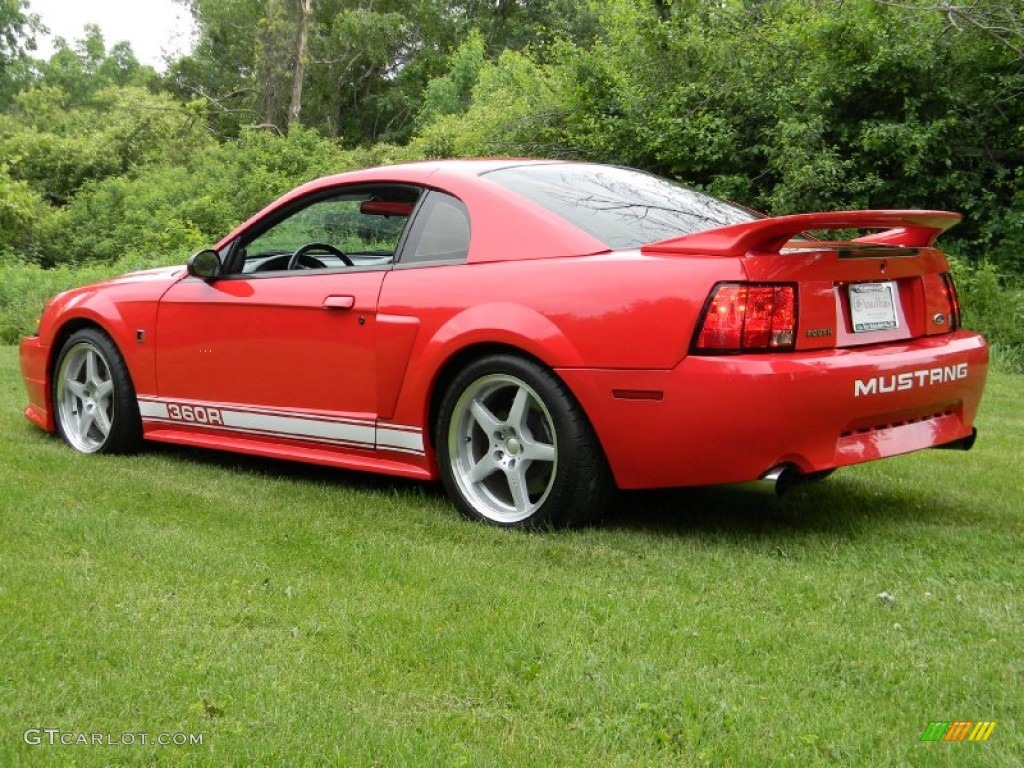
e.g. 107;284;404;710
40;287;164;402
24;291;150;435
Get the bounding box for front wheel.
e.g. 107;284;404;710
53;328;142;454
436;355;612;529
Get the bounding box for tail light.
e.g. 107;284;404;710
694;283;797;352
940;272;961;330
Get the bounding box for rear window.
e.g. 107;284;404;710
483;163;757;250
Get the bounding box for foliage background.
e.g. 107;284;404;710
1;5;1021;764
1;0;1022;366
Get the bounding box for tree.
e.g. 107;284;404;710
0;0;40;101
169;0;600;142
288;0;312;128
34;25;158;104
409;0;1024;269
166;0;266;135
0;0;36;67
879;0;1024;60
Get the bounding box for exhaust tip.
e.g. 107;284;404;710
761;465;800;497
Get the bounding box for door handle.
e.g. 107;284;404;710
322;295;356;310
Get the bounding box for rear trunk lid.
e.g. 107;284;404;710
642;210;962;351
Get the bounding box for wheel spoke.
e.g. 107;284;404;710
68;352;86;381
85;349;100;386
507;386;531;433
93;405;112;438
77;410;95;441
521;437;555;463
470;397;501;434
65;379;87;399
504;463;531;514
468;453;501;483
95;379;114;399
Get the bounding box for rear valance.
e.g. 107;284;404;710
641;210;962;258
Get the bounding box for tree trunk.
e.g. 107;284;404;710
288;0;312;129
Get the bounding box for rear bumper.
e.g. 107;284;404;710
558;331;988;490
20;335;52;432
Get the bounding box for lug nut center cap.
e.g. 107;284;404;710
505;437;522;456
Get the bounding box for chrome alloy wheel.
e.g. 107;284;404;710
447;373;558;524
55;341;116;453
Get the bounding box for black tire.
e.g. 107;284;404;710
52;328;142;455
801;469;836;485
435;354;613;529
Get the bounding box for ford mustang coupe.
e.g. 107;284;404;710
20;160;988;528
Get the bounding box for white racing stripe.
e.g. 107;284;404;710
138;400;170;420
138;396;424;455
377;425;425;454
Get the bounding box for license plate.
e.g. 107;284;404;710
849;282;898;332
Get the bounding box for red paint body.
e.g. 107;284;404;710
20;160;988;490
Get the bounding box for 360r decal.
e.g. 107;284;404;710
166;403;224;425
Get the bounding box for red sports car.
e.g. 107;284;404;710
20;160;988;527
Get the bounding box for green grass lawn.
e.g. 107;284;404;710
1;344;1020;767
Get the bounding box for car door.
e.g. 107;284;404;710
150;185;418;450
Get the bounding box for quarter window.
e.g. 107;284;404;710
400;192;470;266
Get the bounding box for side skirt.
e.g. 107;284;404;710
142;425;436;481
137;396;436;481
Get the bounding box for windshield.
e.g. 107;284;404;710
483;163;757;250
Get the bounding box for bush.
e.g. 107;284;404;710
27;128;412;268
0;259;126;344
0;132;421;342
0;167;52;261
1;86;211;207
949;257;1024;373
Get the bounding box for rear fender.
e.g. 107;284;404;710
385;302;587;429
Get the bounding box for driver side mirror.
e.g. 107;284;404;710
187;249;222;280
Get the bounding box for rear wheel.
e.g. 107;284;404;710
53;328;141;454
436;354;612;529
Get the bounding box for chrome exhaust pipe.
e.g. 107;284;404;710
731;465;802;496
760;465;800;497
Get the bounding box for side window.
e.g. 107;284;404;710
399;192;470;266
234;187;418;274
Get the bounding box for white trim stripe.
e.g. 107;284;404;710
229;410;374;445
139;400;170;420
138;396;374;426
378;427;425;453
141;418;372;450
138;396;424;455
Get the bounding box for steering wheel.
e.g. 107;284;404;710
287;242;353;270
253;253;319;272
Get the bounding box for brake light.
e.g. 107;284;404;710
694;283;797;352
940;272;960;330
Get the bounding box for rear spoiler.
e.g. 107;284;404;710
641;210;962;258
